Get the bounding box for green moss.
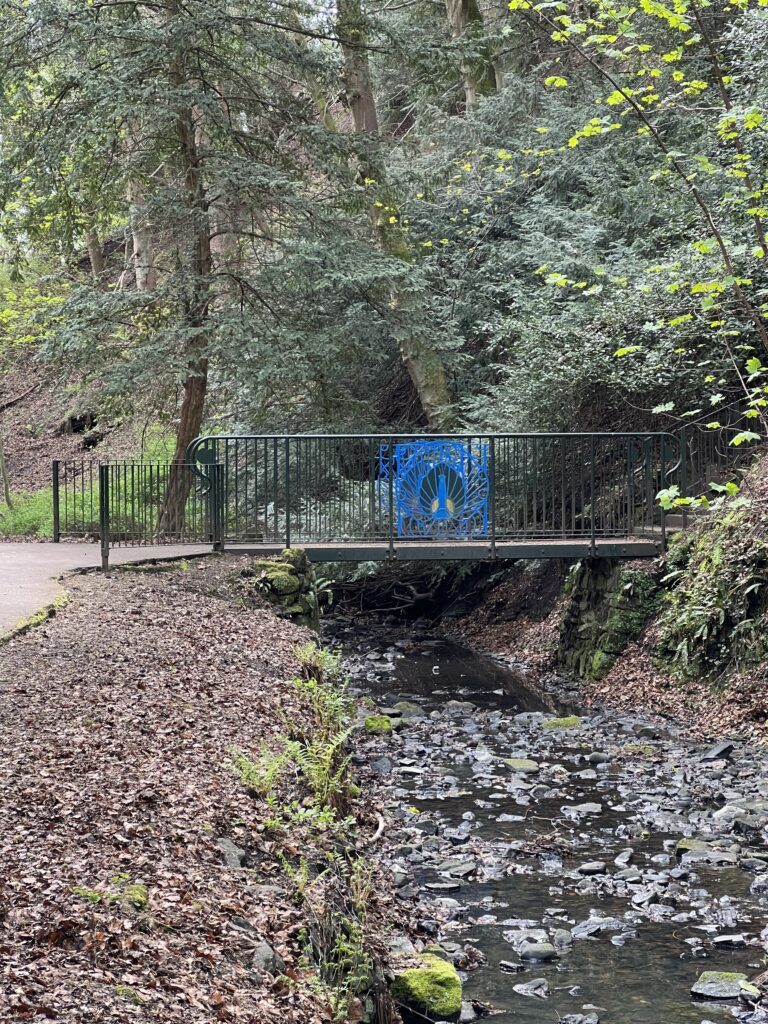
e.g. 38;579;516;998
115;985;145;1005
365;715;392;735
122;883;149;910
543;715;581;730
390;953;462;1020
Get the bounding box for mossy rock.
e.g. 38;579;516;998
365;715;392;735
281;547;309;572
675;838;712;856
505;758;539;774
543;715;582;731
390;952;462;1021
690;970;748;999
266;572;301;595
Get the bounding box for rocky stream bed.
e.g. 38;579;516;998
331;623;768;1024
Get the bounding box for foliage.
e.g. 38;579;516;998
0;488;55;538
658;490;768;679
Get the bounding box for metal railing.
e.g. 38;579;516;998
184;432;683;551
52;428;763;561
52;460;224;566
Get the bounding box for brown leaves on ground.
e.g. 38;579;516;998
442;560;568;669
0;561;385;1023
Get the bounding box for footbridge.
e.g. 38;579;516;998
52;432;701;565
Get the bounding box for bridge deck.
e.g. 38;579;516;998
222;536;662;561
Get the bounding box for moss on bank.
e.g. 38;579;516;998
558;559;661;680
390;952;462;1021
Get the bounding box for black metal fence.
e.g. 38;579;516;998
52;460;224;565
184;432;682;547
53;429;762;560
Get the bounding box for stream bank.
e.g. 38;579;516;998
335;620;768;1024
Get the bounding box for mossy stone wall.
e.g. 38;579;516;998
241;548;320;630
558;558;661;680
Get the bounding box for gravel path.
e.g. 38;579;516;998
0;542;211;635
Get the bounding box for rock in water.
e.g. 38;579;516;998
519;941;557;962
513;978;549;998
690;971;748;999
390;952;463;1021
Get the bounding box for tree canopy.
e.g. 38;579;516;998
1;0;767;448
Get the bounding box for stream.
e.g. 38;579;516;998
330;622;768;1024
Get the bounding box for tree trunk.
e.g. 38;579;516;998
337;0;455;430
157;91;213;535
444;0;498;107
0;434;12;510
129;183;158;292
86;226;107;287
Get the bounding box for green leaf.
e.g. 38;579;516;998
729;431;761;446
614;345;640;357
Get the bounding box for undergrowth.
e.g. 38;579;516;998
658;457;768;682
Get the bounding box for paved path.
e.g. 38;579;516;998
0;543;211;636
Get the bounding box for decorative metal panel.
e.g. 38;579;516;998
379;440;490;538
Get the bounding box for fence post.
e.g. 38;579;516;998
284;437;291;550
211;464;225;552
678;426;689;530
99;463;110;569
489;437;497;559
589;435;596;557
52;460;60;543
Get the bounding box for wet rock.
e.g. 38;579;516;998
615;849;634;867
499;959;524;973
553;928;573;949
505;758;539;774
563;802;603;818
560;1015;600;1024
519;941;557;962
750;874;768;896
426;881;462;893
390;953;463;1021
543;715;582;731
701;742;735;762
365;715;392;735
578;861;607;876
459;1001;480;1023
588;751;612;765
394;700;425;718
712;934;747;948
572;916;626;939
252;940;285;976
691;970;748;999
513;978;549;998
370;756;394;776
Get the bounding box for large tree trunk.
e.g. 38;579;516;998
158;94;213;535
337;0;454;430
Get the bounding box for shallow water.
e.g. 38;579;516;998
337;627;767;1024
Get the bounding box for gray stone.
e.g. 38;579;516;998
216;837;246;868
588;751;612;765
519;941;557;962
701;741;735;762
751;874;768;895
459;1002;479;1022
578;861;607;875
690;970;747;999
252;940;285;976
513;977;549;998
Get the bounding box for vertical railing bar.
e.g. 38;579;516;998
388;436;395;560
590;435;596;555
285;437;291;549
489;436;496;558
